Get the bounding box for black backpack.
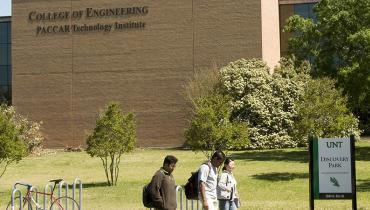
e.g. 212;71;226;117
184;170;199;200
142;183;155;208
184;163;210;200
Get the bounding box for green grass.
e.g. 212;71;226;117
1;139;370;210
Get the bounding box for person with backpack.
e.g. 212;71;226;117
217;158;240;210
198;150;226;210
149;155;178;210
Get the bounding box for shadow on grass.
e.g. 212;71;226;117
78;182;110;189
232;145;370;163
357;179;370;192
252;172;309;182
0;191;8;196
355;146;370;161
233;150;309;163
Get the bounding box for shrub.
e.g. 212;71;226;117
0;105;43;154
86;102;136;186
184;64;223;110
0;105;28;178
220;58;309;149
293;78;361;146
185;94;249;158
186;58;360;150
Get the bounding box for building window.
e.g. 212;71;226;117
279;3;316;56
0;20;11;105
294;3;316;21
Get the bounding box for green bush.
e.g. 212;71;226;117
185;57;360;150
0;105;43;154
86;102;136;186
185;94;249;158
184;64;223;110
0;105;28;178
220;58;309;149
293;78;361;146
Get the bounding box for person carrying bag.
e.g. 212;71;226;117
217;158;240;210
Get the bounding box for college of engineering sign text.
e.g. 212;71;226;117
27;7;148;36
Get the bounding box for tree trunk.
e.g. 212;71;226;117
101;157;110;186
0;160;10;179
114;153;122;185
110;154;115;185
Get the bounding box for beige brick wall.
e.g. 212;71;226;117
12;0;263;148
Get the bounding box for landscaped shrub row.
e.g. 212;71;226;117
185;58;361;150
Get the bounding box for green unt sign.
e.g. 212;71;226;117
309;136;357;210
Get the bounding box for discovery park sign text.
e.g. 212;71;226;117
309;136;357;210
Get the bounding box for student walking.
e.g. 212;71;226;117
149;155;178;210
198;150;226;210
217;158;240;210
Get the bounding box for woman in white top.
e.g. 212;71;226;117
217;158;239;210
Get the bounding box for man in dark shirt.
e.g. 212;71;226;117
150;155;178;210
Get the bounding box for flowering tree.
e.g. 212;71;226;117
0;105;38;178
220;58;308;148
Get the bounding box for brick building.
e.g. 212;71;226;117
1;0;317;147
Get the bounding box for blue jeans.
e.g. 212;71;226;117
219;200;237;210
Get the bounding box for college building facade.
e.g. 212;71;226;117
1;0;317;148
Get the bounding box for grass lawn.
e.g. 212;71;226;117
0;139;370;210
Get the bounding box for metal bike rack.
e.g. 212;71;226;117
176;185;183;210
148;185;202;210
58;181;70;210
30;186;39;209
58;181;69;198
178;186;202;210
44;183;54;210
72;178;83;210
11;188;23;210
10;179;83;210
30;186;39;203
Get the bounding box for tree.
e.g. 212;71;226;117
284;0;370;133
183;64;223;111
2;106;44;154
293;78;361;145
86;102;136;186
185;94;249;158
219;58;309;149
0;105;27;178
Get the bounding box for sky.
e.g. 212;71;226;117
0;0;11;17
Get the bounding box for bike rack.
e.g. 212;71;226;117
30;186;39;209
58;181;69;198
178;186;202;210
176;185;183;210
148;186;201;210
30;186;38;203
10;179;83;210
11;188;23;210
44;183;54;210
72;178;83;210
58;181;70;210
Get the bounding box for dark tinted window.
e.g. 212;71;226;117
0;21;11;104
294;3;316;20
0;44;8;65
0;67;7;86
0;22;8;44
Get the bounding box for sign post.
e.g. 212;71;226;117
309;136;356;210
